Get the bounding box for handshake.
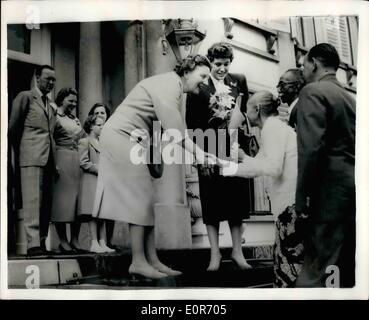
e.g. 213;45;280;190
194;142;244;176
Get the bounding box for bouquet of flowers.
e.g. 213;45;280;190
208;84;235;128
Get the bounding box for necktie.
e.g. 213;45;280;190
42;95;49;118
41;95;47;107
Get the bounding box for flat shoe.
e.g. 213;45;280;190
155;266;182;276
128;265;167;280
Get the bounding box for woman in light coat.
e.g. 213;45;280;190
92;55;213;279
78;115;114;253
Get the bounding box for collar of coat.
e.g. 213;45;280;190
205;73;239;94
317;72;338;82
88;136;100;152
31;87;57;115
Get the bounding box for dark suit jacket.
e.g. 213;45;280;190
9;87;57;167
186;73;249;132
288;104;297;129
295;73;355;222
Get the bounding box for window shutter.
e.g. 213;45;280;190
302;17;316;48
347;16;358;66
314;16;352;65
290;17;303;45
338;17;352;65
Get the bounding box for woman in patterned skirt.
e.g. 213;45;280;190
221;91;305;287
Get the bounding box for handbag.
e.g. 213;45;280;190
238;119;259;157
123;129;164;179
235;94;259;157
147;139;164;179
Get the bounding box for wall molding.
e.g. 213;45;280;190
226;38;279;63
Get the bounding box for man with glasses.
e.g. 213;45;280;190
9;65;57;256
276;68;305;129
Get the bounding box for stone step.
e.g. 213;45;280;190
8;245;274;288
46;261;274;289
191;216;275;249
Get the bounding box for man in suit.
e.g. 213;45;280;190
9;65;57;256
277;68;305;129
294;43;356;287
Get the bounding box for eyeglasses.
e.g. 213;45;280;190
276;81;298;90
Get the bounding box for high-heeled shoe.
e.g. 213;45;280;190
98;240;116;253
128;265;167;280
89;241;106;253
70;243;90;254
58;244;76;254
231;256;252;270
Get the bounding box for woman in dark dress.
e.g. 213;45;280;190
186;42;253;271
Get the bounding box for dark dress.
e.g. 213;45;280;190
186;73;253;225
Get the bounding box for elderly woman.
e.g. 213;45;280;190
186;42;252;271
221;91;304;287
50;88;86;253
93;55;213;279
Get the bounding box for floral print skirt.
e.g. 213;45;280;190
273;205;305;288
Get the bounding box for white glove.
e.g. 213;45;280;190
219;160;239;176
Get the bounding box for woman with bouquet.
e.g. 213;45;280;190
186;42;253;271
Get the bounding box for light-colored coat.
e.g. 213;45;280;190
93;72;186;225
9;87;57;167
8;87;57;247
78;137;100;216
230;116;297;217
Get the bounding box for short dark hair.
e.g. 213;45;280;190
35;65;55;77
307;43;340;71
174;54;211;77
206;42;234;62
55;87;78;107
83;114;102;134
88;103;111;119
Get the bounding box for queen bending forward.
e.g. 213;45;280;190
92;55;213;279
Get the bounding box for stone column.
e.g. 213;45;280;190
145;20;192;249
124;21;146;93
78;22;103;123
69;22;104;250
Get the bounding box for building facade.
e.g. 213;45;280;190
7;17;358;255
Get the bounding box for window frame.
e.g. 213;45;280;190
7;24;52;66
